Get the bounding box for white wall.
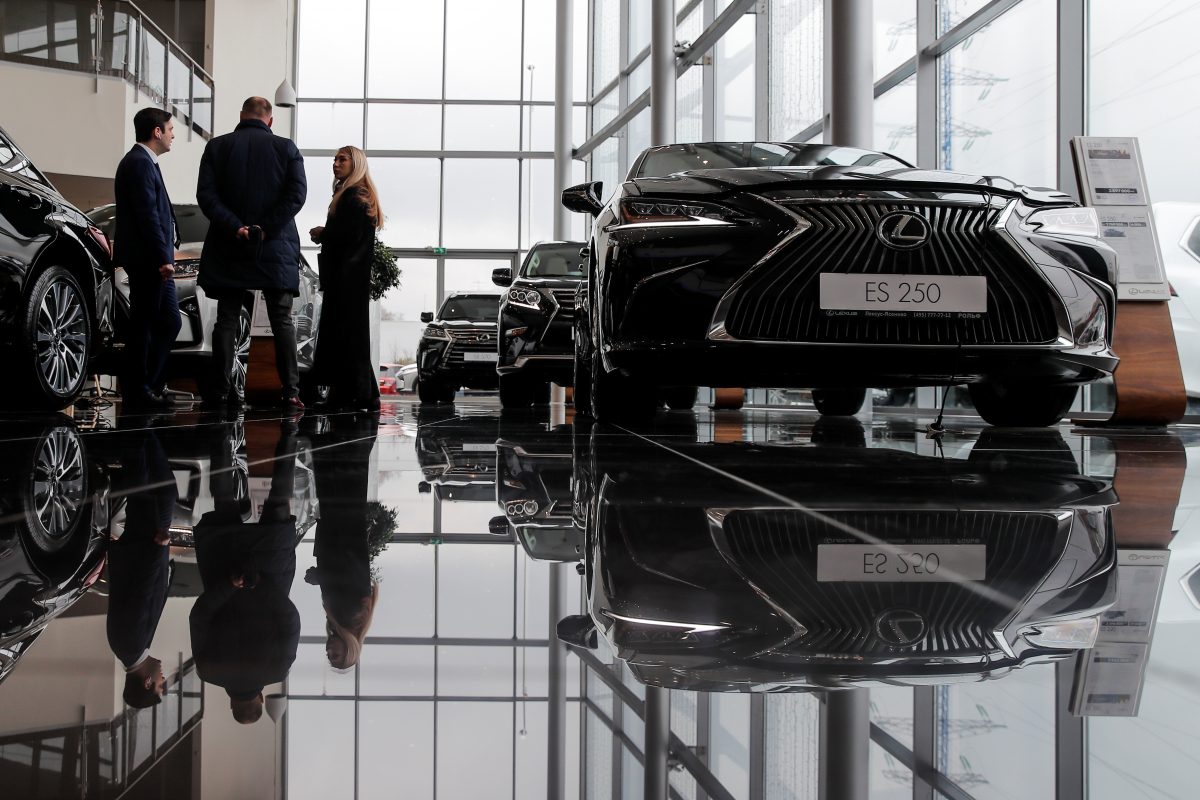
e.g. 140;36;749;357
205;0;295;137
0;61;207;203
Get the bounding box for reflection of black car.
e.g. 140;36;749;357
564;425;1117;690
493;241;586;407
416;293;501;404
493;425;581;561
0;420;106;684
0;126;116;410
414;409;499;503
564;141;1119;426
87;203;327;403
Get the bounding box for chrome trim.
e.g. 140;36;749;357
604;218;734;232
512;354;572;368
994;200;1076;345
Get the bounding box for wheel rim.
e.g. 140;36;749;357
35;279;88;396
232;314;250;396
28;427;86;550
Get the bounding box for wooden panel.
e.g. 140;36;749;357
1101;300;1186;425
246;336;283;400
1081;432;1186;549
711;387;745;410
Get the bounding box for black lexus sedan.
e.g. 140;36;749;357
563;142;1119;426
415;293;501;404
492;241;586;407
560;426;1117;690
0;126;117;410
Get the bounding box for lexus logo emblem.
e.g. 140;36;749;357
876;211;931;250
874;610;927;646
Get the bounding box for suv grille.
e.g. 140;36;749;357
723;202;1059;345
550;288;577;314
718;508;1066;656
446;332;496;364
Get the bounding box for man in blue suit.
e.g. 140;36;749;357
114;107;182;409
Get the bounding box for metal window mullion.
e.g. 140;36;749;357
922;0;1024;58
702;0;715;141
915;0;938;169
617;0;629;177
912;686;935;800
362;0;371;148
1056;661;1086;800
754;0;768;139
749;694;765;800
1058;0;1086;196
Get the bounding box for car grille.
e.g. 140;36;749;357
550;288;577;314
446;332;496;365
718;508;1065;656
722;202;1059;345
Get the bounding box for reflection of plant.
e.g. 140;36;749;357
370;238;402;301
365;502;397;562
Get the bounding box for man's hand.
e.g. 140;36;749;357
159;264;173;280
236;226;250;241
309;225;324;244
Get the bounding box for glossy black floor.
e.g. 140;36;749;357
0;395;1197;799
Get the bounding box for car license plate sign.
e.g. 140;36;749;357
816;544;986;582
463;352;498;362
462;443;497;452
819;274;987;313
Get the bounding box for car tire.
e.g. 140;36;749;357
198;306;251;401
572;318;593;416
14;267;92;410
300;371;330;405
590;355;657;423
812;387;867;416
19;420;91;580
418;377;443;404
499;373;550;408
662;386;698;411
968;382;1078;427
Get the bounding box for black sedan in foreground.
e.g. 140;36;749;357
493;240;586;408
564;142;1119;426
416;293;501;403
0;126;116;410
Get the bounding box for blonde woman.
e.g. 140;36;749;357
309;145;384;412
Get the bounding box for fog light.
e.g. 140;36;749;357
1024;617;1099;649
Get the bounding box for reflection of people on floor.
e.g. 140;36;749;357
306;415;380;670
190;423;301;724
106;430;176;709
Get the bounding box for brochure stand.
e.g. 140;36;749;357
711;387;745;410
1070;137;1185;425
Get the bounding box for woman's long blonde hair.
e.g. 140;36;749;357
330;145;384;230
324;583;380;671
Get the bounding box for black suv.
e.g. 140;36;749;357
416;293;502;404
0;125;116;410
492;241;586;407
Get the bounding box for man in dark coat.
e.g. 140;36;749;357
113;107;182;410
196;96;307;411
190;421;301;723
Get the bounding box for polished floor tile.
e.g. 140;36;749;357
0;397;1196;798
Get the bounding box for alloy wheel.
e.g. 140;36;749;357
27;426;87;553
35;278;89;397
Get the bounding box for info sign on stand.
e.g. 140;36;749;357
1071;137;1171;301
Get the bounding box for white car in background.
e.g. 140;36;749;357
1154;202;1200;411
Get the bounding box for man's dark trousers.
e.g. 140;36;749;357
211;291;298;399
126;274;181;395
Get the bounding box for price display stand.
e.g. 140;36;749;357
245;336;283;402
711;387;745;410
1071;137;1185;425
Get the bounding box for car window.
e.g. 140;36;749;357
634;142;911;178
522;244;586;278
438;295;500;320
0;136;16;169
1187;218;1200;263
174;205;210;244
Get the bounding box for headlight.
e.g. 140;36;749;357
1022;617;1100;649
1027;207;1100;238
618;198;734;226
506;287;544;310
423;326;451;341
505;499;539;517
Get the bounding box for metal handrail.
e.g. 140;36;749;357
119;0;213;83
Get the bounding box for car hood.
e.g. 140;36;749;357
513;276;584;290
436;320;499;330
629;165;1073;204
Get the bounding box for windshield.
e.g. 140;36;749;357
521;244;586;278
438;295;500;321
633;142;911;179
89;203;210;245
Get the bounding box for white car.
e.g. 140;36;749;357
1153;202;1200;411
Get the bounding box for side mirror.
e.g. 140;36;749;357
488;515;512;536
417;481;431;494
561;182;604;217
491;267;513;287
420;311;434;323
556;614;599;651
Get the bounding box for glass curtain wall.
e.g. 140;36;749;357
295;0;587;363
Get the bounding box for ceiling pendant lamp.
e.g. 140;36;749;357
274;0;296;108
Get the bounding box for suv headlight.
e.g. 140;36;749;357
1026;207;1100;238
618;198;735;226
506;287;544;310
423;326;451;341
